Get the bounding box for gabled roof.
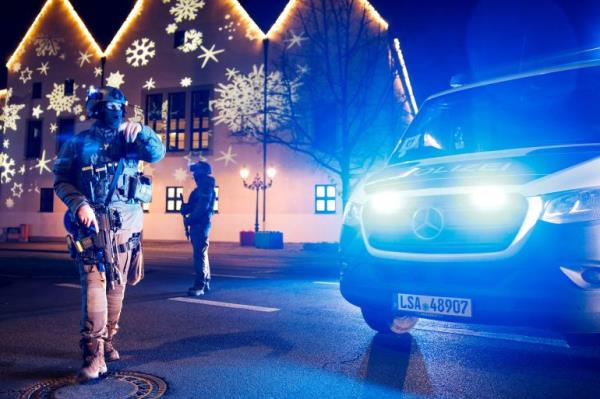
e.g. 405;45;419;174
6;0;103;70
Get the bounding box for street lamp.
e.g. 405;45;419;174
240;166;276;232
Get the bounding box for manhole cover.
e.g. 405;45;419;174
19;371;167;399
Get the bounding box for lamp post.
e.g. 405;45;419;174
240;166;277;233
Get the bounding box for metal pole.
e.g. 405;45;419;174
254;183;260;233
262;38;269;231
100;56;106;88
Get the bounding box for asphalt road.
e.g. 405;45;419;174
1;243;599;398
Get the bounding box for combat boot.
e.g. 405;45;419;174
104;335;120;362
77;338;108;383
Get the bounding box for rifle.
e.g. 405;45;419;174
179;193;190;240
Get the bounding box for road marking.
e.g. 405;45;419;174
55;283;81;289
169;297;279;313
212;273;257;279
415;324;568;348
314;281;339;286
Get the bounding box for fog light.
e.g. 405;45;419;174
582;268;600;285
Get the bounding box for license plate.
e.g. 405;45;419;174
398;293;472;317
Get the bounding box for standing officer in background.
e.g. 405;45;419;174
181;161;216;296
53;86;165;382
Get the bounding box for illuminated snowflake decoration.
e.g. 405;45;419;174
5;198;14;209
11;182;23;198
215;145;237;166
212;65;300;135
77;50;92;67
173;167;189;183
143;78;156;91
0;152;16;184
218;15;238;41
94;67;103;77
126;38;156;67
46;82;80;116
2;139;9;149
49;123;58;133
30;150;52;175
197;44;225;68
106;71;125;88
11;62;21;73
37;62;49;75
165;23;178;35
34;35;63;57
178;29;203;53
180;77;192;87
169;0;205;23
2;89;26;132
183;151;206;167
73;104;83;115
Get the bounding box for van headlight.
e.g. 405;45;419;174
541;188;600;224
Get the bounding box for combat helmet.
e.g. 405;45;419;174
85;86;128;118
190;161;212;175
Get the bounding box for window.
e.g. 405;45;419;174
64;79;74;96
213;186;219;214
26;120;43;159
191;90;211;151
40;188;54;213
145;94;165;144
315;185;336;214
56;118;75;154
174;30;185;48
166;186;184;213
167;92;186;152
32;82;42;99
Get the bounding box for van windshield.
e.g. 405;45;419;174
391;65;600;163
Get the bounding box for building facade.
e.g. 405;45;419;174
0;0;415;242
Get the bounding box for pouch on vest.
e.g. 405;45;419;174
129;174;153;203
127;242;144;286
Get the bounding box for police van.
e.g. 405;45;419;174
339;61;600;342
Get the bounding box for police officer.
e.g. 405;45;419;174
181;161;216;296
53;86;165;382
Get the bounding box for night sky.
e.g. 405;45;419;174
2;0;600;104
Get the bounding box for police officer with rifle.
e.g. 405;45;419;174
53;86;165;383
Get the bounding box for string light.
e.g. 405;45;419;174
228;0;267;41
393;38;418;114
102;0;144;58
266;0;388;39
6;0;103;70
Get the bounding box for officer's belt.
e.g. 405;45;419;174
117;232;141;253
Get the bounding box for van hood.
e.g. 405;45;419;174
365;144;600;193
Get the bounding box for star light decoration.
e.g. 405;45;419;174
32;105;44;119
197;45;225;68
30;150;52;175
285;30;308;49
37;62;49;76
11;182;23;198
49;123;58;133
19;67;33;84
180;77;192;87
215;145;237;166
5;198;14;209
94;67;103;77
12;62;21;73
2;139;9;149
77;50;92;67
143;78;156;91
106;71;125;88
183;151;206;167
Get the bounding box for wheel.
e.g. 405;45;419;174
565;333;600;347
361;307;419;334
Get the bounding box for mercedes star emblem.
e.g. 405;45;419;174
412;207;445;240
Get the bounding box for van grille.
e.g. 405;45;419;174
362;194;528;254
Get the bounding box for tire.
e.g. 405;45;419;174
361;307;419;334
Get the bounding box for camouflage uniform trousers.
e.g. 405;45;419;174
79;230;135;343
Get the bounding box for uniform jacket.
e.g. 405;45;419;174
182;175;216;226
53;123;165;232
